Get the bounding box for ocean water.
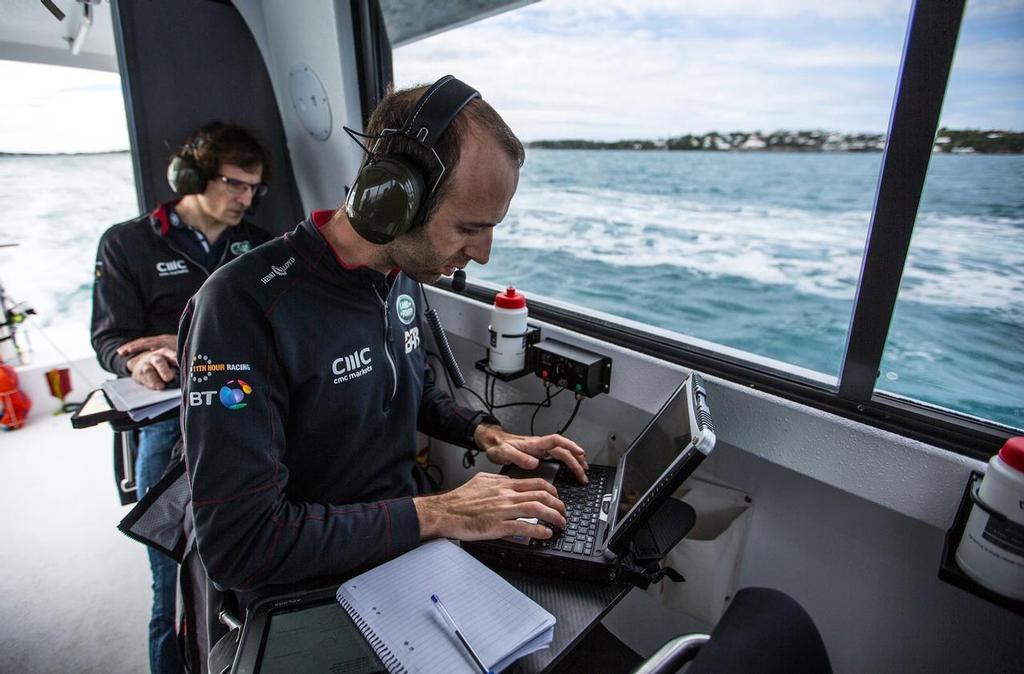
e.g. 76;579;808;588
0;150;1020;430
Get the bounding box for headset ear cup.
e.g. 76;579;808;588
167;153;204;195
346;156;426;244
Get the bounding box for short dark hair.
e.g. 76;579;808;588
364;82;524;222
179;121;272;183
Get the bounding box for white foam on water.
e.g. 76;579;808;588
504;184;1024;312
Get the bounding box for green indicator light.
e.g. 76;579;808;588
574;384;582;392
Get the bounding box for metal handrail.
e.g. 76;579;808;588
631;633;710;674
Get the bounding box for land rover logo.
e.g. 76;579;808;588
396;294;416;325
230;241;252;256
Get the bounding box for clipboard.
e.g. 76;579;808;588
70;388;121;429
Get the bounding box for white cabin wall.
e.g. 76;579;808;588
427;286;1022;673
233;0;365;213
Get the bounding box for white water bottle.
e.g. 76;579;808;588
488;287;528;373
956;436;1024;600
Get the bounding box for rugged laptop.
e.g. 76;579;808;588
464;372;716;582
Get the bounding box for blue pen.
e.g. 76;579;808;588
431;593;493;674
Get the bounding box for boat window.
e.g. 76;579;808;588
0;60;136;363
393;2;911;382
877;2;1024;431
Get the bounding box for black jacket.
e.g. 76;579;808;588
178;210;488;592
91;202;272;375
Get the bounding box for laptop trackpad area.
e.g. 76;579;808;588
505;461;560;483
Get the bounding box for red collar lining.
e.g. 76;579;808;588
311;209;368;271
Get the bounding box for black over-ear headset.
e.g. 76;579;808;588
166;134;209;196
345;75;480;244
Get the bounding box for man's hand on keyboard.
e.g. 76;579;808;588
474;424;590;484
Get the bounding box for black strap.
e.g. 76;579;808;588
401;75;480;149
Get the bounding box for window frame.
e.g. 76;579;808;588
365;0;1014;461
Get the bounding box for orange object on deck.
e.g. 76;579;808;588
0;358;31;430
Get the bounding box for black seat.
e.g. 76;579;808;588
632;587;832;674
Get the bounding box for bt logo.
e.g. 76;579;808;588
219;380;252;410
189;379;252;409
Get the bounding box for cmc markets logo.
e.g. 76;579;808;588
218;379;252;410
332;347;372;385
396;294;416;325
156;259;189;277
260;257;296;285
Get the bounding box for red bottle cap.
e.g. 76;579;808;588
494;286;526;309
998;436;1024;473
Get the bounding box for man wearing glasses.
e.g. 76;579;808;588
90;121;272;674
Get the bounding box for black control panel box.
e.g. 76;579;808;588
530;338;612;397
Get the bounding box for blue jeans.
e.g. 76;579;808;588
136;418;184;674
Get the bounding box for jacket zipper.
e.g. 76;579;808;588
163;240;212;279
374;285;399;402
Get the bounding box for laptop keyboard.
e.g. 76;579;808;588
536;464;612;556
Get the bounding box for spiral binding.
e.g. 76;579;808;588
336;592;409;674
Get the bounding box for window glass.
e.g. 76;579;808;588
878;1;1024;430
394;1;910;380
0;60;136;363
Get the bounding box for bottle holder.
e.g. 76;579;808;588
938;471;1024;616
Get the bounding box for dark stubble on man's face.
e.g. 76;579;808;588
387;225;449;283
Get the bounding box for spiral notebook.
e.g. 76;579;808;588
336;539;555;673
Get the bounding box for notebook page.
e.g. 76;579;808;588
337;539;555;674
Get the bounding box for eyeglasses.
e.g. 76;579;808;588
216;175;269;198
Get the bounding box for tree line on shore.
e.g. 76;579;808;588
529;128;1023;154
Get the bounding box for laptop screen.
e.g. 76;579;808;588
612;379;695;524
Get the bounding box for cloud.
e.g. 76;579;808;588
394;1;1022;140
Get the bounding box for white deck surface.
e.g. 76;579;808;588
1;409;149;673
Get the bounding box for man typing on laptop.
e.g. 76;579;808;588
179;79;588;608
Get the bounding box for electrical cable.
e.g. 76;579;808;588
557;397;583;435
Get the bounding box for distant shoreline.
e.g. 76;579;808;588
528;129;1024;154
0;150;130;157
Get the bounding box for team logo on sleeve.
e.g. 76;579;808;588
260;256;296;285
219;380;252;410
396;294;417;325
230;241;252;256
190;353;252;383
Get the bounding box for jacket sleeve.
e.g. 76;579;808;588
90;229;146;376
416;361;499;449
179;281;420;592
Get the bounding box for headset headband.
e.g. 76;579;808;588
400;75;480;149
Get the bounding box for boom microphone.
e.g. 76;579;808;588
451;269;466;293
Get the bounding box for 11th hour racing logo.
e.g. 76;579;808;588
190;353;252;383
260;257;296;285
332;347;373;384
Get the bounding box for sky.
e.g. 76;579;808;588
0;0;1021;152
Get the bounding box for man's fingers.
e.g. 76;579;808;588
152;357;177;383
502;520;556;540
135;364;165;391
508;477;559;497
498;445;541;471
153;347;179;367
117;336;158;355
504;501;566;529
547;445;589;484
510;489;566;516
117;334;177;356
